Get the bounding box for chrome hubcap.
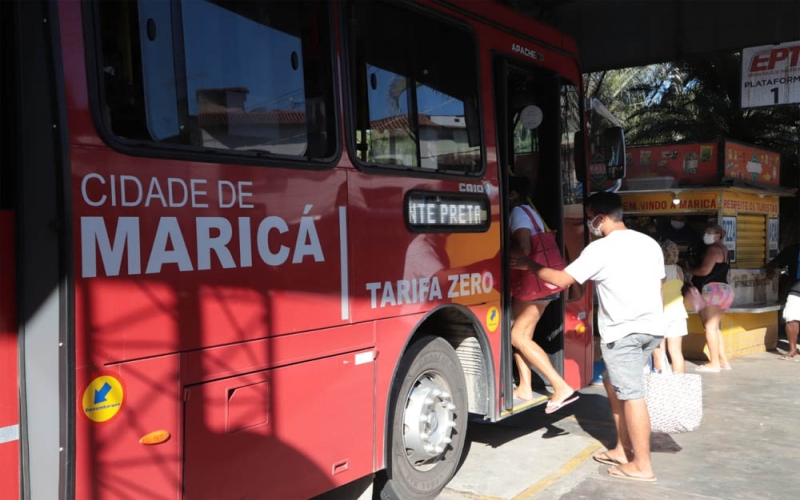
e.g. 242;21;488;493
402;372;457;470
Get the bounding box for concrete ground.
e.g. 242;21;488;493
440;344;800;500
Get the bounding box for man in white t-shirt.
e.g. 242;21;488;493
512;191;664;483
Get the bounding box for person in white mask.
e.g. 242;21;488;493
684;224;734;372
513;192;665;483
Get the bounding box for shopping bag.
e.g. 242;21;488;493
644;353;703;433
510;206;566;302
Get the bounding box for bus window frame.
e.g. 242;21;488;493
340;0;487;180
558;78;586;206
81;0;343;170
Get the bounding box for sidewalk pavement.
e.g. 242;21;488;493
441;347;799;500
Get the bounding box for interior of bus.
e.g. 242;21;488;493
495;59;583;407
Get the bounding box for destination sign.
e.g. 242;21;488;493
405;191;490;232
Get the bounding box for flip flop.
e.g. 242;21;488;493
544;394;580;414
695;365;721;373
778;354;799;361
607;466;657;482
721;364;732;370
592;450;622;467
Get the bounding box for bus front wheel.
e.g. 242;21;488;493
381;336;468;500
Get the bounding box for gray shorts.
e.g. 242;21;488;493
601;333;663;401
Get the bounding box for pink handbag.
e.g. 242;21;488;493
510;206;566;301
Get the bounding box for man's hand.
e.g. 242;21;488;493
510;255;576;289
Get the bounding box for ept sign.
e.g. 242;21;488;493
741;41;800;108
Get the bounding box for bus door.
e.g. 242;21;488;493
494;58;570;412
7;1;73;497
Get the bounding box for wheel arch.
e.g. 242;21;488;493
381;304;496;467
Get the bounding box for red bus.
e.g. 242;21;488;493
1;0;603;498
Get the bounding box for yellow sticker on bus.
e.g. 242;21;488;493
82;374;125;423
486;306;500;332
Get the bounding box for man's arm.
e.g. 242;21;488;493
510;256;576;288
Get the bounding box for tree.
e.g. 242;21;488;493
582;63;682;148
592;53;800;243
626;53;800;153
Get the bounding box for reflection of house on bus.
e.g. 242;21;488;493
368;114;480;169
195;87;308;156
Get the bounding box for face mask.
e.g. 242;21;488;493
587;214;603;237
703;233;716;245
671;220;685;230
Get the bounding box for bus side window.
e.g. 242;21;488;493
346;1;483;175
94;0;337;162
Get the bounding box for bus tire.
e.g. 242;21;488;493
380;336;468;500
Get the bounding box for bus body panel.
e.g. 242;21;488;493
347;172;501;322
564;207;595;389
0;212;19;500
439;0;579;56
72;146;352;367
180;323;375;386
183;348;375;500
74;355;182;500
37;0;593;497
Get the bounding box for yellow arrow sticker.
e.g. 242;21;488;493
82;374;125;423
486;306;500;332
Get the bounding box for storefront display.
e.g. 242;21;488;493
590;139;782;191
611;140;795;360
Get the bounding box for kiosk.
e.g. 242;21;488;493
594;140;796;360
